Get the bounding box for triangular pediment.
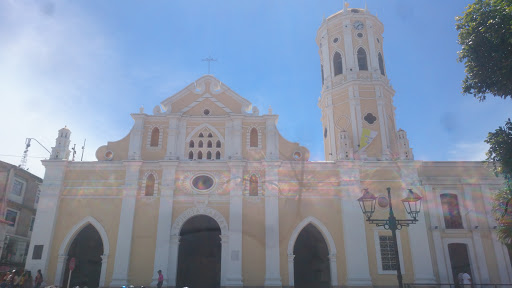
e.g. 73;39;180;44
159;75;252;115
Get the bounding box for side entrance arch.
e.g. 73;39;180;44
55;216;109;288
287;216;338;287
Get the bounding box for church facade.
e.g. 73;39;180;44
25;5;512;288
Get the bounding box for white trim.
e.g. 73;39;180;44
442;238;480;284
287;216;338;286
55;216;109;287
168;207;229;286
373;228;405;274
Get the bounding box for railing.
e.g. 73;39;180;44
404;284;512;288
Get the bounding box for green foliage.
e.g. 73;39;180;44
486;119;512;244
456;0;512;101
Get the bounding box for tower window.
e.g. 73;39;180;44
145;174;155;196
364;113;377;125
324;127;328;138
378;52;385;76
250;128;258;147
357;32;363;38
321;64;324;86
333;37;339;43
333;52;343;76
357;47;368;71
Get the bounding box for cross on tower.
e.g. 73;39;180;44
202;56;217;74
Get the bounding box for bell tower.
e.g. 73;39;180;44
317;4;405;161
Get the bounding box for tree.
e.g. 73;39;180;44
457;0;512;245
485;119;512;244
456;0;512;101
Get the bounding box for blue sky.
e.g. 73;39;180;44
1;0;511;178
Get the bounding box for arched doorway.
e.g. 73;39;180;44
293;223;331;288
62;224;104;288
176;215;222;288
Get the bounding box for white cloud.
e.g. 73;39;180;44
448;141;488;161
0;1;121;177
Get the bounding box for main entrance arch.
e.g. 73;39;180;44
287;216;338;287
168;207;228;287
55;217;109;288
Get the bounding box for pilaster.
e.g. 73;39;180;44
264;161;282;286
425;185;449;284
25;160;67;278
265;116;279;160
128;114;145;160
226;161;244;286
151;161;178;286
110;161;142;286
399;162;436;283
338;162;372;286
165;116;179;160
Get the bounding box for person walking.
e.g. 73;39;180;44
157;270;163;288
33;271;42;288
22;272;32;288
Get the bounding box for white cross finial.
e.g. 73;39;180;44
202;56;217;74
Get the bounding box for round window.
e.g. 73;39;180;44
203;109;210;116
105;150;114;161
293;151;302;160
192;175;214;191
333;37;339;43
357;32;363;38
364;113;377;125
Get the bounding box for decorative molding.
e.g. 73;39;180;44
145;125;165;150
140;170;159;197
170;206;228;236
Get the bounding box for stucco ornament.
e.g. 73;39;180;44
170;206;228;236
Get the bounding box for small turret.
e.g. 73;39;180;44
338;130;354;160
397;129;413;160
50;126;71;160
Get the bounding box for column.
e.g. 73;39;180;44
320;29;332;89
339;164;372;286
110;161;141;286
151;162;178;286
165;116;179;160
265;116;279;160
366;20;379;76
326;96;337;160
226;162;244;286
343;19;356;72
25;160;67;278
53;254;67;286
425;185;450;284
481;185;512;284
264;162;282;286
232;117;243;160
128;114;145;160
399;163;436;283
463;185;490;283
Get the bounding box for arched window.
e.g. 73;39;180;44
250;128;258;148
145;174;155;196
321;64;324;86
333;52;343;76
199;133;204;138
357;47;368;71
207;140;212;148
216;140;221;148
249;175;258;196
208;133;213;138
188;151;193;160
216;151;221;160
198;151;203;160
440;193;463;229
378;52;385;76
198;140;203;148
189;140;195;148
207;151;212;159
150;127;160;147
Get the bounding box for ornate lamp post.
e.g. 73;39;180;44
357;187;423;288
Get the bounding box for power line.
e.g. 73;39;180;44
0;154;47;159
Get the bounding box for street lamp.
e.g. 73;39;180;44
357;187;423;288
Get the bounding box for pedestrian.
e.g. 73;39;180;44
33;270;42;288
457;272;463;288
157;270;163;288
462;271;471;287
22;272;32;288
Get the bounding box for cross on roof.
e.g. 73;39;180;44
202;56;217;74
